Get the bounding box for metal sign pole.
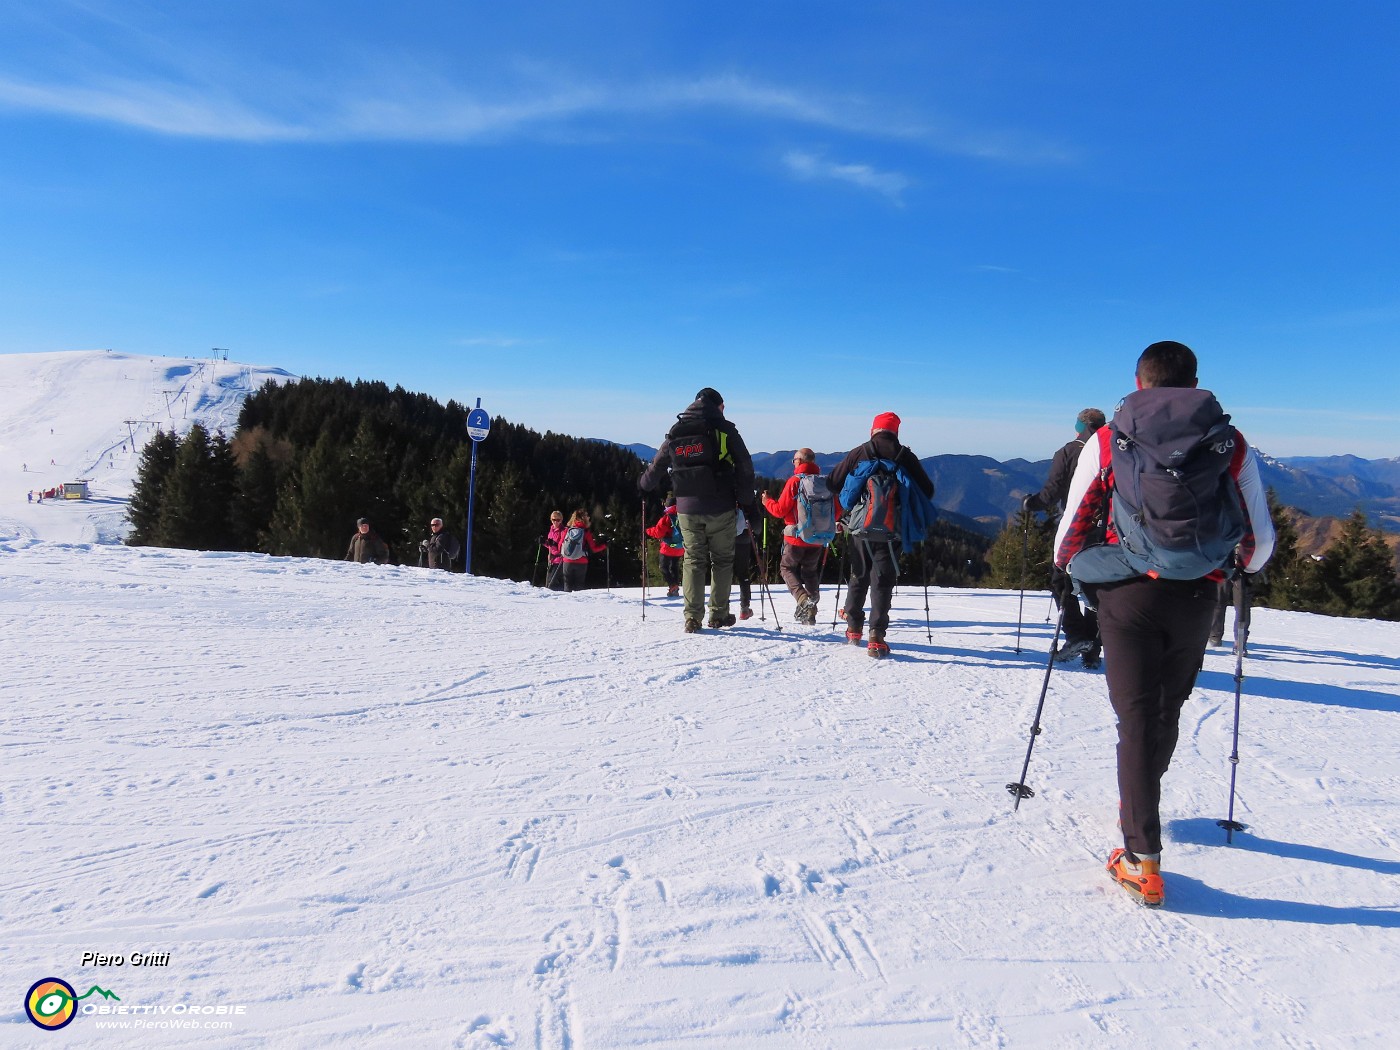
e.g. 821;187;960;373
464;398;491;576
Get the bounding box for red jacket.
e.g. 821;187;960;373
762;461;825;548
646;507;684;557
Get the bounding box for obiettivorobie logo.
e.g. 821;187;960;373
24;978;120;1030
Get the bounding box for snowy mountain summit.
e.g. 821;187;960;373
0;349;295;544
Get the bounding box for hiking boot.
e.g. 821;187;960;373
739;606;754;620
667;585;680;598
1054;638;1094;663
1106;848;1164;907
837;608;848;621
1082;651;1102;670
794;598;815;624
683;618;702;634
1207;634;1223;647
867;633;890;659
845;628;864;645
707;612;737;629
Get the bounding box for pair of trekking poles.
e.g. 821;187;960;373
1008;512;1252;843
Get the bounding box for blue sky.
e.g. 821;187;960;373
2;2;1398;460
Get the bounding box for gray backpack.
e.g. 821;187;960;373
1070;387;1245;583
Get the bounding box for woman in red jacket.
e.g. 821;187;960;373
761;448;827;624
645;497;685;597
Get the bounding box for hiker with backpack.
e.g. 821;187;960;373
645;497;685;598
1023;407;1107;667
828;413;936;658
638;387;756;633
419;516;461;571
1054;340;1275;907
557;509;608;592
761;447;833;625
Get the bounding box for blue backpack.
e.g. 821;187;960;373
841;461;901;540
794;475;837;545
665;515;684;550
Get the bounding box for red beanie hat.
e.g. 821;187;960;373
871;411;901;437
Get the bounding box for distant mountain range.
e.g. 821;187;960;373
618;442;1400;539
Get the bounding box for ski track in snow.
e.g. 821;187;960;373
3;534;1400;1040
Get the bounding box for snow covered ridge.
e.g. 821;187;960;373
4;541;1399;1047
0;350;295;545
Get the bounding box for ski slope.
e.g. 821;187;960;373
2;540;1397;1048
0;350;295;545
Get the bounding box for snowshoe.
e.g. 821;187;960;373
845;628;863;645
1106;848;1163;907
1054;638;1094;663
867;634;890;659
707;612;736;629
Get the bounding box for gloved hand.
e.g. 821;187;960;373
1022;494;1042;513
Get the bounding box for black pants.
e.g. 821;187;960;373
734;536;754;610
546;562;565;591
562;562;587;592
1097;576;1217;857
1052;566;1099;652
660;554;682;589
1210;576;1251;644
843;539;899;636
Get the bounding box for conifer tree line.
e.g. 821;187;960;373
127;377;648;582
982;491;1400;621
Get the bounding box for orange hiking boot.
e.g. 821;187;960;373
867;632;890;659
1106;848;1164;907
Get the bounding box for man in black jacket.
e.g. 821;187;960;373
828;412;934;658
1024;408;1105;666
639;388;756;633
420;516;461;570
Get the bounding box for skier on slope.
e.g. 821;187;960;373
1055;341;1274;907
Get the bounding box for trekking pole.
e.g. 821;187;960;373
1014;514;1030;653
606;544;612;593
1045;595;1054;624
532;538;544;586
920;539;933;643
1217;574;1252;842
831;537;847;629
640;497;648;621
755;525;783;632
1007;609;1065;810
760;518;769;622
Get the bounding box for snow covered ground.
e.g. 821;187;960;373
3;540;1398;1048
0;350;294;546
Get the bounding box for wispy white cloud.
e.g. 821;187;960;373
0;61;1071;165
783;150;912;203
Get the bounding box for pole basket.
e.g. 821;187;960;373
1006;782;1035;801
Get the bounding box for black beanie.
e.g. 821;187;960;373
695;387;724;407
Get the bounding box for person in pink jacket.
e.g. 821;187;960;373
543;510;567;590
558;509;608;592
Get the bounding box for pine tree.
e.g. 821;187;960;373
233;443;283;552
155;423;216;549
126;429;179;545
985;510;1054;590
1311;510;1400;620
